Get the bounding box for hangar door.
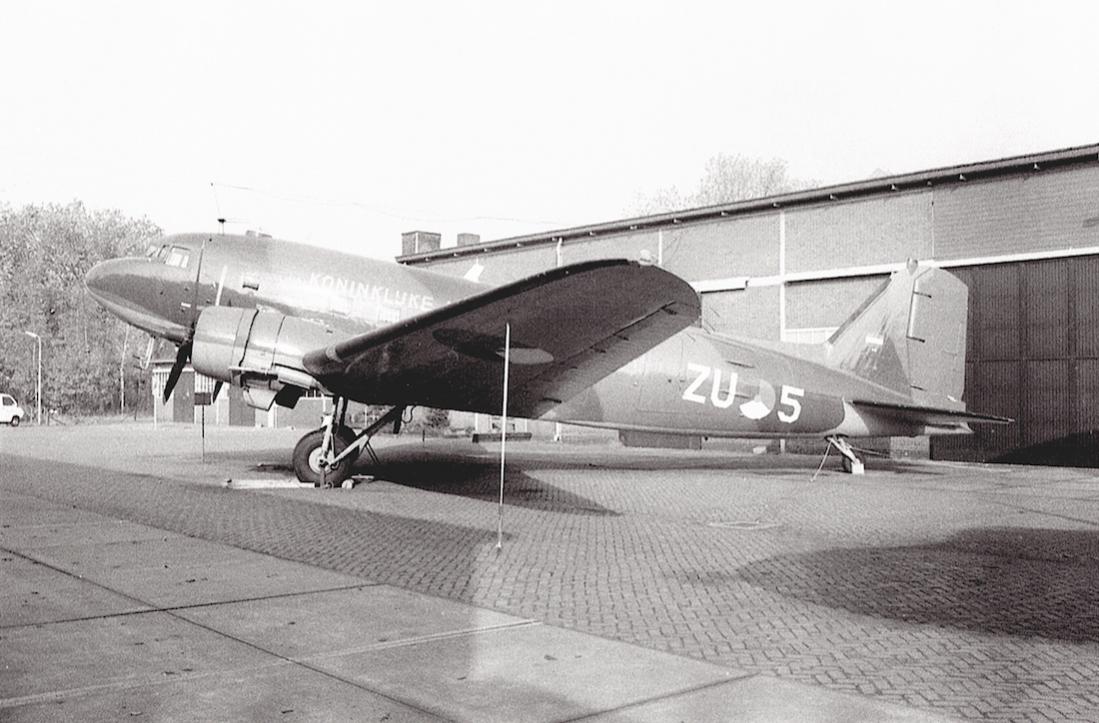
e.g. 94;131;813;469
932;255;1099;464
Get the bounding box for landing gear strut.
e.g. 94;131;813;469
291;399;405;487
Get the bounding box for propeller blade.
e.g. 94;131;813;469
163;341;192;403
211;380;223;402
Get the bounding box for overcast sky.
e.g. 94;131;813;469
3;1;1097;259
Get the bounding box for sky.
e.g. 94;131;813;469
2;0;1098;259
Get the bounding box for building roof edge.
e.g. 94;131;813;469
397;142;1099;265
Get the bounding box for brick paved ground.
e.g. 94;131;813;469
3;424;1099;721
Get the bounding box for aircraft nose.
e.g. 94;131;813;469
84;258;131;307
84;256;190;343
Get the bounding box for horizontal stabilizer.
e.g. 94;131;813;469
851;399;1012;428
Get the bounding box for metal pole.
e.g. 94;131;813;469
120;325;130;414
496;322;511;552
24;331;41;425
36;336;41;426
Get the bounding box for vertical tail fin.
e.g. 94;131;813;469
825;262;967;408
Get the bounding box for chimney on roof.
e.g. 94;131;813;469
456;232;481;247
401;230;442;256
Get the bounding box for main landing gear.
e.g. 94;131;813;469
291;399;406;487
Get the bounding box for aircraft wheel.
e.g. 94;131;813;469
292;430;351;487
10;416;19;427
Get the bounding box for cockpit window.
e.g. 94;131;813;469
165;246;191;269
145;244;160;258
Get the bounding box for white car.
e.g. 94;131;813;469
1;394;26;426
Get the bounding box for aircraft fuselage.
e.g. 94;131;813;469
86;233;939;440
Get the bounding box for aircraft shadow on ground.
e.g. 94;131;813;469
230;439;942;517
733;526;1099;642
362;449;621;517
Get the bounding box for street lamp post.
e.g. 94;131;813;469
23;331;42;425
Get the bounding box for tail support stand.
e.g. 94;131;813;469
827;435;865;475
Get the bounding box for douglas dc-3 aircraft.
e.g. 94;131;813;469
85;233;1007;485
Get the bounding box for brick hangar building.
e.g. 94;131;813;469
397;144;1099;464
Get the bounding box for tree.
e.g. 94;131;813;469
631;154;818;215
0;202;161;416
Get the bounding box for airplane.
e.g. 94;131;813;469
84;233;1008;485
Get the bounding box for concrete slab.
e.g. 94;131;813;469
177;584;529;659
0;555;150;626
22;547;368;609
0;611;271;701
0;494;114;527
4;664;437;722
26;534;267;572
317;620;743;722
0;519;179;549
585;675;949;722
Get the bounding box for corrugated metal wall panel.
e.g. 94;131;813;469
661;215;779;280
946;266;979;364
1079;360;1099;429
785;191;933;274
702;287;780;340
1023;360;1075;446
937;255;1099;462
1074;256;1099;357
974;360;1024;453
932;165;1099;259
785;276;888;329
974;264;1020;361
1024;259;1070;359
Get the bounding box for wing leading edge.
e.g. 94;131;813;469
303;259;700;417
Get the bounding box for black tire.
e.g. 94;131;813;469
292;429;351;487
10;416;20;427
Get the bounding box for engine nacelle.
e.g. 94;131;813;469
192;307;337;409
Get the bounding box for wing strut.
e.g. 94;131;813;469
496;322;511;552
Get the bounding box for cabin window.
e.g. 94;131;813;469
165;247;191;269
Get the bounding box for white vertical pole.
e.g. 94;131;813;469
778;210;787;340
778;211;787;455
496;322;511;551
120;325;130;414
35;338;42;425
554;240;563;443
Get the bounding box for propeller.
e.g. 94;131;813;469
162;238;208;402
163;340;192;402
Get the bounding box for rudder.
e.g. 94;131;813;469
824;262;967;408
